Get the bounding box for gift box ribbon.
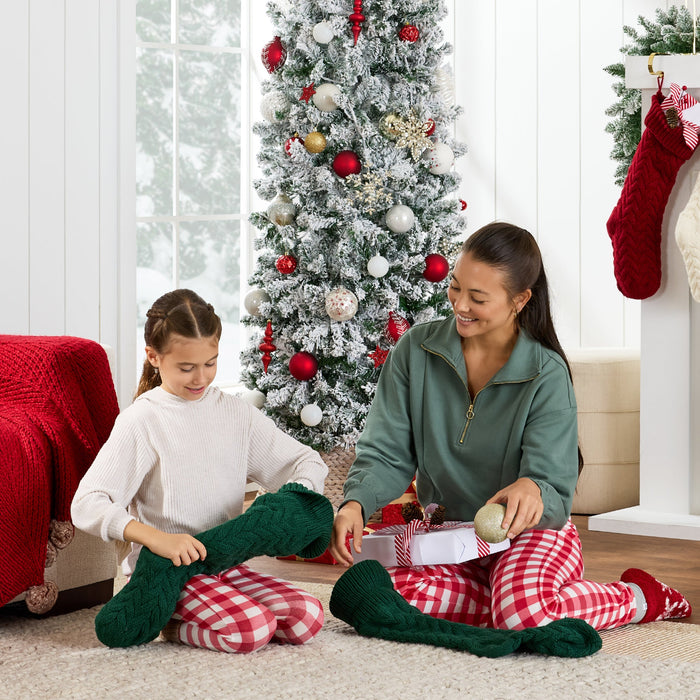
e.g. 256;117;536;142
393;519;493;566
660;83;700;150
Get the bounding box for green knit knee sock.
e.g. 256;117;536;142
95;483;333;648
329;559;602;658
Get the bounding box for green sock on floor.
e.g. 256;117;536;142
329;559;602;658
95;483;333;648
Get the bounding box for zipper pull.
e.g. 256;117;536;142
467;403;475;421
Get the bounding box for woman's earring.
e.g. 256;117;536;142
153;367;159;376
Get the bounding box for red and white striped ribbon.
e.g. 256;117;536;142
660;83;700;151
394;518;425;567
475;533;491;559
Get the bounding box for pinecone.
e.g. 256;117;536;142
429;505;446;527
665;107;680;128
401;502;423;523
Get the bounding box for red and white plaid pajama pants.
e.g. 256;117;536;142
388;519;636;631
167;564;324;653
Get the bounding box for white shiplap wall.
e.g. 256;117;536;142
0;0;134;405
0;0;684;405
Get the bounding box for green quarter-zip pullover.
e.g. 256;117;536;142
344;317;579;530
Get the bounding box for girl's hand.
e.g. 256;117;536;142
486;477;543;539
149;532;208;566
330;501;364;567
123;520;207;566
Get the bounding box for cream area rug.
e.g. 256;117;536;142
1;581;698;700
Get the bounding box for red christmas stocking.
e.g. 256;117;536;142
607;90;695;299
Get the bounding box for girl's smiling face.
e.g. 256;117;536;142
447;252;530;343
146;333;219;401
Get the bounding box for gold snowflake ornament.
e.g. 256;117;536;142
394;113;434;161
346;164;393;214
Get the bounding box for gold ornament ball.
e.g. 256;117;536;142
473;503;508;543
379;112;403;140
304;131;327;153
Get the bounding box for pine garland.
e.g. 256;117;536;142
605;6;697;186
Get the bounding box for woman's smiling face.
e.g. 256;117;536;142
447;252;522;342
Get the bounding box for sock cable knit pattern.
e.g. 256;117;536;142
329;559;602;658
94;484;333;648
607;90;695;300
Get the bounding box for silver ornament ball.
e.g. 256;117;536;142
244;288;271;317
313;83;341;112
385;204;415;233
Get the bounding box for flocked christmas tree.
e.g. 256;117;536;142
240;0;466;451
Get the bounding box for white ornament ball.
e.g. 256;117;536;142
312;83;341;112
423;142;455;174
260;90;290;122
385;204;415;233
367;255;390;278
241;389;266;409
243;288;271;317
312;21;334;45
266;193;296;226
300;403;323;427
325;287;359;321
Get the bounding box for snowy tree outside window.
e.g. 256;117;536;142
135;0;244;384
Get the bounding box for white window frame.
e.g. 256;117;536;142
118;0;256;403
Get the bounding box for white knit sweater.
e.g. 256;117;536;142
71;385;328;574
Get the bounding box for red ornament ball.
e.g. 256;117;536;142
398;23;420;42
423;253;450;283
289;351;319;381
262;36;286;73
424;118;436;136
459;199;467;211
284;134;304;155
332;150;362;178
385;311;411;344
275;254;297;274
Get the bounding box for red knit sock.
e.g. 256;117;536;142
621;568;692;623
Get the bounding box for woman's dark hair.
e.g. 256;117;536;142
136;289;222;398
462;222;584;473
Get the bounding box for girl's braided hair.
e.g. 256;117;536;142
136;289;222;398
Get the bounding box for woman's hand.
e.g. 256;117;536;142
486;477;543;539
330;501;365;567
123;520;207;566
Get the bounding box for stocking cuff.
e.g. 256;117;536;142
647;91;695;161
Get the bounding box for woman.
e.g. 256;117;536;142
330;222;691;630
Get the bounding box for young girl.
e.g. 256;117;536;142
330;222;691;631
72;289;328;653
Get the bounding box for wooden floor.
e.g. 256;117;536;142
248;515;699;625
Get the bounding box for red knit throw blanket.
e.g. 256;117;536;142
0;336;119;606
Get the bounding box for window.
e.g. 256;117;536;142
135;0;245;384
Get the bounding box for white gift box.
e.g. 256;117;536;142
351;520;510;567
